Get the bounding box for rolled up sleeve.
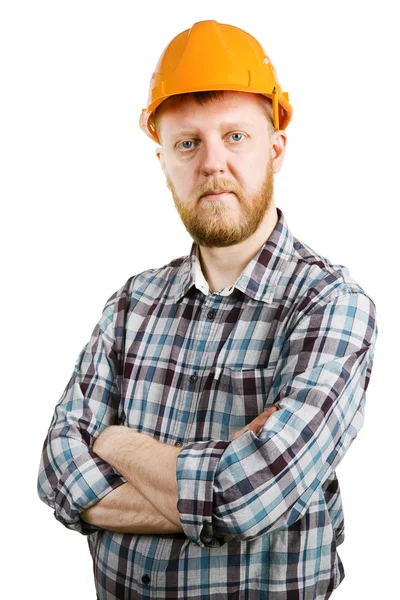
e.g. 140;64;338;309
37;293;127;534
176;291;378;547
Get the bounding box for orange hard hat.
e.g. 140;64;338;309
139;20;293;144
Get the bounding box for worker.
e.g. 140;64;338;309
37;19;378;599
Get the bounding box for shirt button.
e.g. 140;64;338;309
142;574;150;585
207;309;216;319
174;440;183;447
190;372;198;383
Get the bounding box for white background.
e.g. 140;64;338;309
1;1;398;598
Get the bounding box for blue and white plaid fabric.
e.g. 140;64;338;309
38;207;378;599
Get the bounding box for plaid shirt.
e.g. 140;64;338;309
38;207;378;599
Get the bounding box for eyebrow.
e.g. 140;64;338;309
168;122;255;141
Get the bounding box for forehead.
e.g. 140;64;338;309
157;92;267;138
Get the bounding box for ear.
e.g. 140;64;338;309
271;130;287;174
155;146;166;176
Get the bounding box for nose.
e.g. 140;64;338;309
200;138;227;177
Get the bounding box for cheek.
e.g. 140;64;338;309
168;164;196;196
242;152;270;189
233;158;261;192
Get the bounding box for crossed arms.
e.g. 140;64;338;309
37;289;377;545
80;408;277;534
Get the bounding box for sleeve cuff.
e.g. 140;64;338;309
176;439;230;547
53;456;127;535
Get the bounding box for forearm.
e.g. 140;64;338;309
91;411;279;531
93;427;183;527
81;481;183;534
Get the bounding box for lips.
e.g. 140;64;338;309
202;190;232;197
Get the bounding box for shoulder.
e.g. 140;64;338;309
283;233;376;322
99;253;190;328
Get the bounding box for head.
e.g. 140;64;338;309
155;90;287;248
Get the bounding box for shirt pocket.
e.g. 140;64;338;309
215;365;276;432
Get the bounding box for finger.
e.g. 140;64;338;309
256;406;279;432
262;405;278;415
255;405;278;423
251;406;278;430
231;406;279;440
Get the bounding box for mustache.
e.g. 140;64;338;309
195;179;240;199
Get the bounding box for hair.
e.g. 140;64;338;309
153;90;275;143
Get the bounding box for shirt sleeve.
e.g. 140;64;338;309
37;292;127;535
176;291;378;547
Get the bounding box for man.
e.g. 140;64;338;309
38;20;378;599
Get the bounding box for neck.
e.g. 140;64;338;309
197;206;279;293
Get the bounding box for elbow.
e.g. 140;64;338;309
37;454;57;509
37;472;83;532
211;499;303;543
37;479;56;510
210;514;269;544
210;516;291;545
37;457;84;532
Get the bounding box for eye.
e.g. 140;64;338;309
230;132;245;142
177;140;196;151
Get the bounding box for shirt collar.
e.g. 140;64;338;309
169;207;294;304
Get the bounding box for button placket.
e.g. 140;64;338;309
177;295;223;440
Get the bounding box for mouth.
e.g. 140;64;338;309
201;191;233;200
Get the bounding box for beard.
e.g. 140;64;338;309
165;155;275;248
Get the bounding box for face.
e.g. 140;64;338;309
156;91;286;248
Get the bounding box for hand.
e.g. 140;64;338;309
231;405;279;441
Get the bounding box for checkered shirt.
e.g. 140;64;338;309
38;207;378;599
